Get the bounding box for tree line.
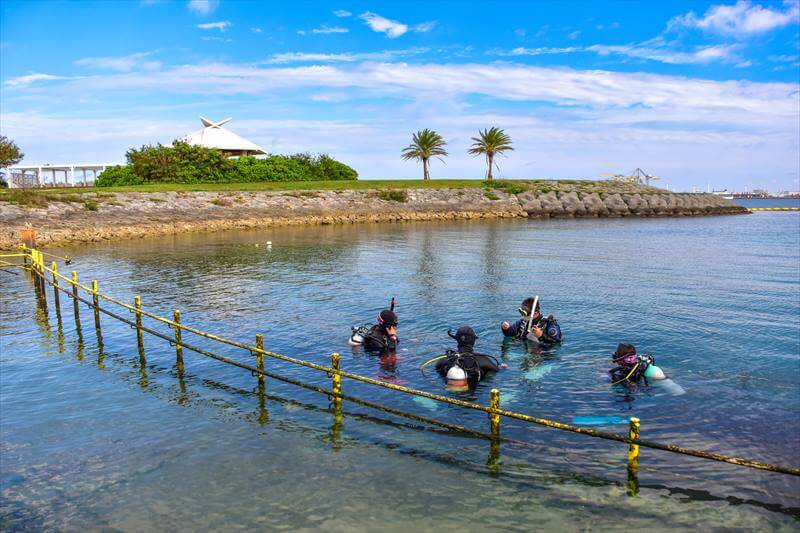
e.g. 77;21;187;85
401;127;513;181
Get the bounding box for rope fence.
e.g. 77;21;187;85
12;246;800;492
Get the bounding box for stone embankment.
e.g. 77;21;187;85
0;183;747;249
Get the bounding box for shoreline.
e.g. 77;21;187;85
0;185;748;249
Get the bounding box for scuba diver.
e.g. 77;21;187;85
349;299;398;353
501;296;562;345
434;326;501;391
609;343;666;385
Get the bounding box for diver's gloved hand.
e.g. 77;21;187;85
501;321;511;331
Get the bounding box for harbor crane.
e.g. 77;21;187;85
601;168;660;186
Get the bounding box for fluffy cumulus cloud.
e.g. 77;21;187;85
197;21;231;31
669;0;800;37
359;12;408;38
187;0;218;16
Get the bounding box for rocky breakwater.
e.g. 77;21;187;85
518;190;746;218
0;181;747;249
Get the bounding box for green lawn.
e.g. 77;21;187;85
0;178;654;208
1;179;495;195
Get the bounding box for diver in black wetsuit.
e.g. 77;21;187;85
435;326;500;389
362;309;398;353
501;297;562;345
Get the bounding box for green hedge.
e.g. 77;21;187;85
96;142;358;186
95;165;143;186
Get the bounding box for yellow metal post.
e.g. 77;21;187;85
331;352;342;410
71;271;80;322
51;261;61;310
92;280;100;329
21;243;28;265
489;388;501;437
134;296;144;349
255;334;265;385
255;334;268;424
627;417;640;496
173;310;183;370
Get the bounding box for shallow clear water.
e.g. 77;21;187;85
2;212;799;530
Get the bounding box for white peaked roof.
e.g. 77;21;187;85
180;117;266;154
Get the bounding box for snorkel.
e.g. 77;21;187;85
524;295;539;338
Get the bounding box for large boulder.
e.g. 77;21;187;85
579;192;607;216
602;193;630;216
559;191;586;217
537;191;565;217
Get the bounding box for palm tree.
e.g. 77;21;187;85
401;129;448;180
468;127;514;181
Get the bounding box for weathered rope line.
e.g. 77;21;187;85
31;253;800;477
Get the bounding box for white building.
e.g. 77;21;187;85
180;117;266;157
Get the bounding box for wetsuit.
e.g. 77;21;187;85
363;324;397;353
503;314;561;344
435;347;500;388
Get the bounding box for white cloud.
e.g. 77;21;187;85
414;21;437;33
4;60;796;188
567;30;582;40
311;26;349;34
197;20;231;31
4;73;70;87
9;61;795;121
251;27;262;33
187;0;218;16
668;0;800;37
498;40;740;65
264;48;428;64
75;52;160;72
333;9;352;17
201;36;232;42
514;28;526;38
359;12;408;38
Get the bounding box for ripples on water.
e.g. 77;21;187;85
1;212;799;530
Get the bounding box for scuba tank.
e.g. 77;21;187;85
349;326;370;346
639;355;666;380
445;365;469;391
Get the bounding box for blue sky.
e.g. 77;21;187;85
1;0;798;191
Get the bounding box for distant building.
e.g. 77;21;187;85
180;117;266;157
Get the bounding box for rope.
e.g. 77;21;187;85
33;260;800;477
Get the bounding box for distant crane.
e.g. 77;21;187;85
600;168;660;186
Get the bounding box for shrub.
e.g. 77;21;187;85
484;180;527;195
96;165;142;187
83;199;99;211
127;141;234;184
375;190;407;202
95;142;358;186
317;154;357;181
484;191;500;200
233;154;357;182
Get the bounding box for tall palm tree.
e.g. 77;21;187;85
468;127;514;181
401;129;448;180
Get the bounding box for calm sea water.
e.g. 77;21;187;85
732;198;800;209
1;211;799;530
